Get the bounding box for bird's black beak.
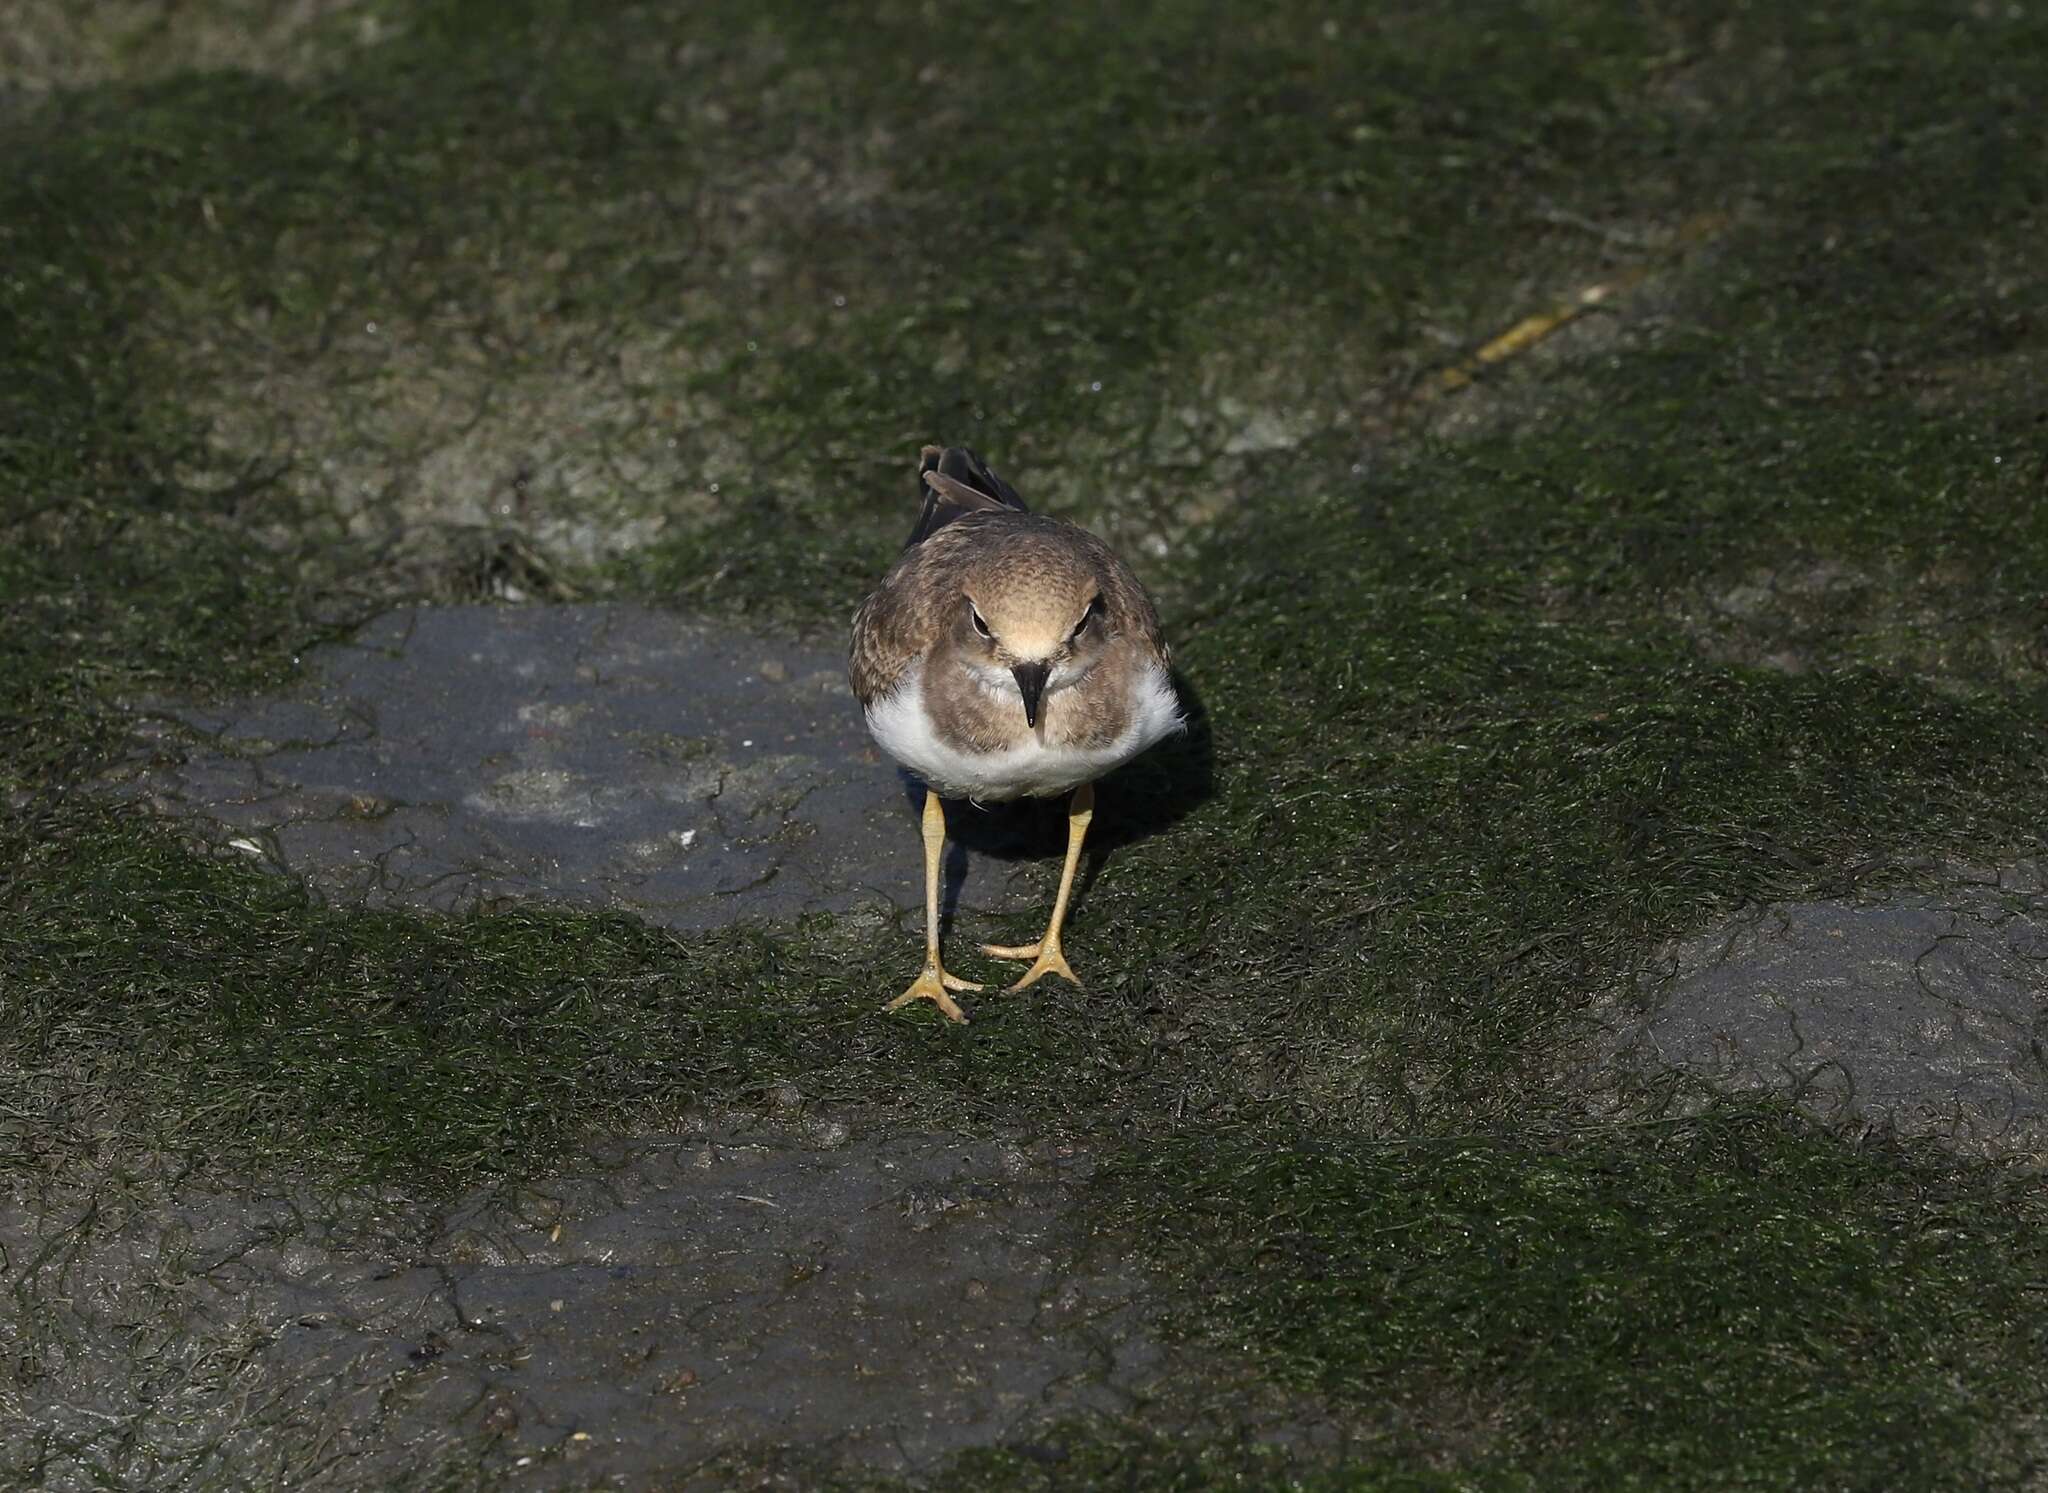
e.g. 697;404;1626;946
1011;661;1050;729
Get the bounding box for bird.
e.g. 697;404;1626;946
849;445;1184;1023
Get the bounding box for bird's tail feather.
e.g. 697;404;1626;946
905;445;1028;547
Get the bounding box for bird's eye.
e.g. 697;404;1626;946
1071;595;1102;640
969;604;991;639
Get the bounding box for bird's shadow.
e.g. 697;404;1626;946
896;670;1216;933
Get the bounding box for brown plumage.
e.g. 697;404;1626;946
848;445;1183;1022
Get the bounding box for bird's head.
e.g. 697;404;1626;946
952;549;1110;730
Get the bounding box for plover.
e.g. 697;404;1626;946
849;446;1184;1022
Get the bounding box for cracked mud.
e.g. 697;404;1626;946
1612;865;2048;1161
117;604;1057;933
2;1118;1165;1489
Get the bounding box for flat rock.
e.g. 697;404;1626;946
115;604;1080;931
1;1118;1169;1489
1609;865;2048;1161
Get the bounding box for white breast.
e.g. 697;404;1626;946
864;660;1183;802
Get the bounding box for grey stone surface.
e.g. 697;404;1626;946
116;604;1064;932
1;1116;1166;1490
1610;865;2048;1161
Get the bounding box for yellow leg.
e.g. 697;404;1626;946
981;781;1092;991
886;788;982;1022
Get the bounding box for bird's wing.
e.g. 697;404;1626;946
848;582;906;708
904;445;1029;548
1090;531;1173;671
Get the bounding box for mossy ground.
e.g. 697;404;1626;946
3;1;2045;1487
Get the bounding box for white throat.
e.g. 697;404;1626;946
864;658;1182;802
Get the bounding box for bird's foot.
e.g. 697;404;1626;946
885;959;982;1024
978;938;1081;992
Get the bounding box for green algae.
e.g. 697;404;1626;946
4;0;2047;1486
